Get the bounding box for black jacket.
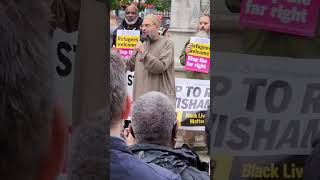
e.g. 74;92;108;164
112;17;143;46
110;137;181;180
130;143;210;180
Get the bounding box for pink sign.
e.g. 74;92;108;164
240;0;320;37
185;55;210;73
119;48;134;59
184;37;210;74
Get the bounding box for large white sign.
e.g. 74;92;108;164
210;52;320;180
52;28;78;123
176;78;210;131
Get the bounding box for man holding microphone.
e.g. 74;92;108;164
126;14;176;104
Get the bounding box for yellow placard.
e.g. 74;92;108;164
116;35;140;49
188;42;210;58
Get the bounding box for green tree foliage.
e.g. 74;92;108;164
111;0;171;11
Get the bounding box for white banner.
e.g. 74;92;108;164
176;78;210;131
211;52;320;180
126;72;210;131
211;52;320;156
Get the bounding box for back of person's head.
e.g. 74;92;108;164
131;91;177;147
0;1;67;179
110;51;130;127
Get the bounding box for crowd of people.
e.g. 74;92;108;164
108;2;320;180
2;0;320;180
109;50;210;180
109;3;211;180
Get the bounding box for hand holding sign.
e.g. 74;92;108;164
184;37;210;74
186;43;192;54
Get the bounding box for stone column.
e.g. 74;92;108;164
169;0;210;68
170;0;201;30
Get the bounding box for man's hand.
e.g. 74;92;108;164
135;41;145;54
186;43;192;54
164;31;171;37
122;128;136;146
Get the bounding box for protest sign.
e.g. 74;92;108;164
52;28;78;180
116;30;140;59
53;28;78;122
185;37;210;73
239;0;320;37
126;74;210;131
127;71;135;119
176;78;210;131
210;52;320;179
52;0;106;179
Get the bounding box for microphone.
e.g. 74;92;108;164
140;36;145;43
133;49;139;56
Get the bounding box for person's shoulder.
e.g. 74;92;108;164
148;163;182;180
114;150;180;180
162;37;174;46
182;166;210;180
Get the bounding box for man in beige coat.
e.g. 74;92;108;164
126;14;176;104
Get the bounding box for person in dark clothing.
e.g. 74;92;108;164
109;52;181;180
112;4;143;46
128;91;210;180
303;132;320;180
111;136;180;180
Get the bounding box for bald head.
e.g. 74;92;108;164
126;4;138;12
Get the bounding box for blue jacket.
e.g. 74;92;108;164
110;136;181;180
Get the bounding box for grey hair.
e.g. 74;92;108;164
200;14;210;19
0;1;52;180
131;91;176;146
110;51;127;125
70;109;108;180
